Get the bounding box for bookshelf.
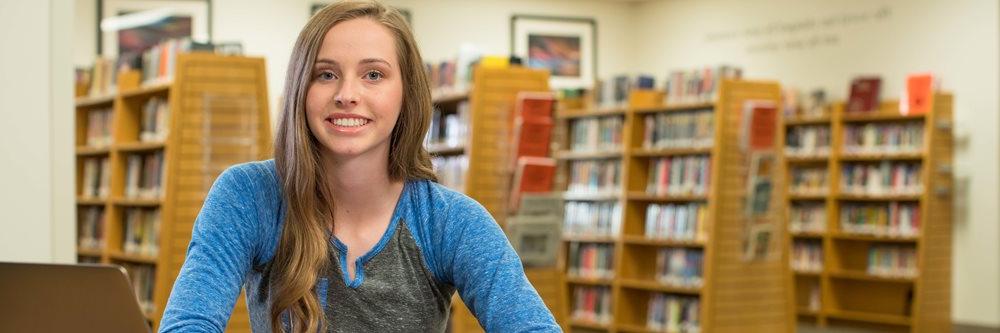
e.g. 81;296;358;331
427;66;567;333
783;103;836;327
74;53;271;332
820;95;954;333
555;80;794;332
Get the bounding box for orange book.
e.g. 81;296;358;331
509;157;556;212
511;118;554;161
904;73;934;115
514;91;556;124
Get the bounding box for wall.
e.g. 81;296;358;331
0;0;75;263
630;0;999;326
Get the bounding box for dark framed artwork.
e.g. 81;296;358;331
98;0;212;57
511;14;596;89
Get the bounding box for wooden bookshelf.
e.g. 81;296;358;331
73;53;271;332
783;96;954;332
554;80;793;332
428;67;567;333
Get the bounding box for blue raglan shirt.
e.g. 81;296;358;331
158;160;560;332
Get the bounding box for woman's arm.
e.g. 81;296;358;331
159;167;260;332
441;197;561;332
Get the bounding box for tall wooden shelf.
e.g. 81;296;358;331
783;103;837;327
74;53;271;332
428;66;567;333
555;80;794;332
784;95;954;332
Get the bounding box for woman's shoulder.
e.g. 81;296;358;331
406;179;490;219
211;159;284;219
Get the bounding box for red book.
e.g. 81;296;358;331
511;118;553;161
509;157;556;212
515;91;556;123
847;77;882;113
743;102;779;151
905;73;934;115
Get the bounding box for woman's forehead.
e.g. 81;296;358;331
315;18;397;67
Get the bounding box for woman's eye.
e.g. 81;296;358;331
317;71;336;81
365;70;384;81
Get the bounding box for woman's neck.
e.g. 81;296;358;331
322;148;404;228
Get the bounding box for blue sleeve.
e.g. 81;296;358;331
159;166;260;332
439;196;561;332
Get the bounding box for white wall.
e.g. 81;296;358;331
0;0;75;264
630;0;999;326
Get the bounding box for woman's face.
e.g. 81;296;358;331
306;18;403;163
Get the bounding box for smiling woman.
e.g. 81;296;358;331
156;1;560;333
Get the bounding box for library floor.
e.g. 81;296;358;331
798;323;999;333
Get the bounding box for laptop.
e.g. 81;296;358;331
0;262;152;333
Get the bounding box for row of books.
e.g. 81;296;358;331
789;166;828;195
567;160;622;195
785;125;831;157
85;108;114;147
85;57;119;97
647;294;701;333
122;264;156;314
655;248;704;288
803;283;821;312
664;65;743;105
842;122;924;155
593;76;634;109
645;203;707;241
791;240;823;273
426;59;472;95
139;97;170;142
567;243;615;279
569;116;624;153
431;155;466;192
783;88;829;119
646;156;711;197
571;286;612;325
425;102;469;148
122;208;161;257
841;162;922;195
81;156;110;199
125;151;166;200
642;110;714;150
868;245;918;278
840;202;921;237
564;201;622;237
789;203;826;234
78;206;105;250
140;38;206;85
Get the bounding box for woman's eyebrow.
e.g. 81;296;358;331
360;58;391;67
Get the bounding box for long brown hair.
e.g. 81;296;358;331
271;1;437;331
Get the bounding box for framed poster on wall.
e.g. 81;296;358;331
511;14;596;89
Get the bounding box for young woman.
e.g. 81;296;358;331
158;1;559;332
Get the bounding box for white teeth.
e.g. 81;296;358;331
332;118;367;127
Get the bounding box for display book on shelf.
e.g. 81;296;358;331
784;87;953;332
425;64;568;333
74;52;272;332
554;73;793;332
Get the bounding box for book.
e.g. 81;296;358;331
568;243;615;279
139;97;170;142
867;245;918;278
567;159;622;195
85;107;114;148
842;122;924;155
124;151;166;199
564;201;622;237
644;203;706;241
509;157;556;212
122;263;157;313
572;285;612;324
78;206;105;250
514;91;555;123
840;202;920;237
785;125;831;157
790;202;826;233
740;101;779;151
570;116;623;152
655;248;704;287
643;109;714;149
846;76;882;113
646;156;711;196
665;65;742;105
791;239;824;273
647;293;700;332
789;165;828;195
841;161;922;195
903;73;935;115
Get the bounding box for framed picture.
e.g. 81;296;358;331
511;15;596;89
311;3;411;25
98;0;212;57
